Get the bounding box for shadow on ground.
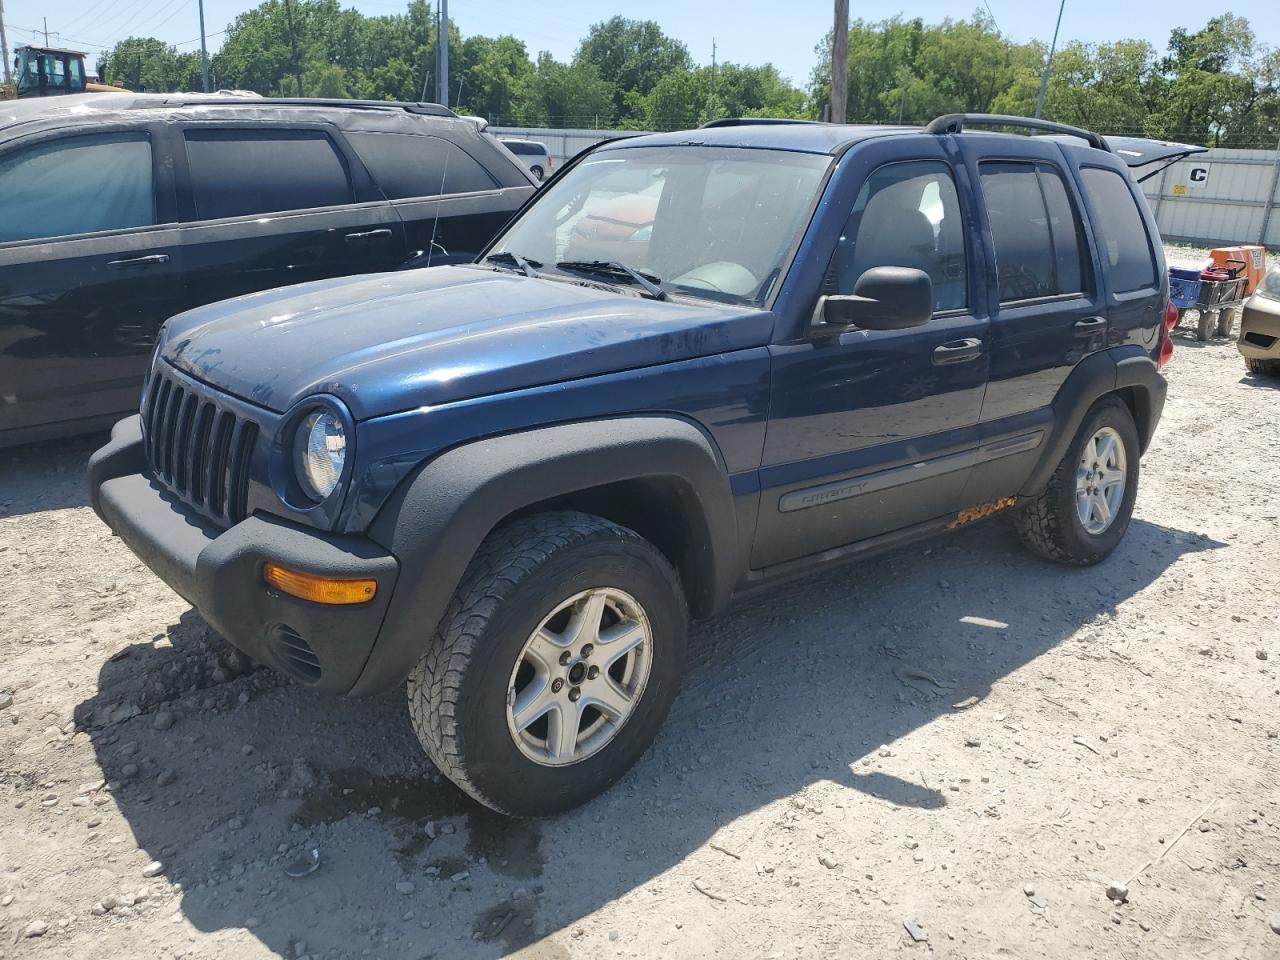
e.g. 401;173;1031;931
71;508;1221;959
0;433;101;518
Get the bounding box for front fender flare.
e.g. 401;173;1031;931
348;417;738;697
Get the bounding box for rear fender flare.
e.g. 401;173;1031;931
1020;348;1166;497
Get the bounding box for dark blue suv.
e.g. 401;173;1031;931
88;114;1201;816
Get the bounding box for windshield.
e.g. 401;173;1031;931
1259;267;1280;302
491;145;830;305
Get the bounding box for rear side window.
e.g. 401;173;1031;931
980;161;1087;303
346;132;497;200
503;141;545;157
0;132;154;243
184;129;353;220
1079;167;1157;292
824;160;968;311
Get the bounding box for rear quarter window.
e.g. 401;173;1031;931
346;132;498;200
1079;167;1157;293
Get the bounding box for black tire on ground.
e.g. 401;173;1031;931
1196;309;1218;341
1245;357;1280;376
407;511;687;817
1014;397;1141;566
530;165;544;180
1217;307;1238;339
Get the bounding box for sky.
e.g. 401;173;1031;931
5;0;1277;87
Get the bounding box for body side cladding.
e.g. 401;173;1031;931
349;416;739;697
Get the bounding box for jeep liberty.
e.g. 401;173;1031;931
88;115;1203;816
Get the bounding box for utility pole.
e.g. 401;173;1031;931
435;0;448;109
831;0;848;124
708;37;717;121
43;15;48;44
1034;0;1066;119
0;0;12;86
197;0;209;92
283;0;303;97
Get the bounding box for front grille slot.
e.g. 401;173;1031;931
143;368;259;525
1244;331;1277;349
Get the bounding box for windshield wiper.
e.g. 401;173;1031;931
555;260;666;300
484;251;542;277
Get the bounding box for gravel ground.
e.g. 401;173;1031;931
2;262;1280;959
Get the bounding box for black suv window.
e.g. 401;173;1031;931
979;161;1087;303
1079;167;1157;292
184;129;353;220
346;132;497;200
0;132;154;243
824;160;967;311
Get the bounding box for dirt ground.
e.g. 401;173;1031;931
3;272;1280;959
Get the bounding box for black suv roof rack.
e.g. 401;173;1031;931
924;113;1108;151
130;97;457;118
700;117;822;128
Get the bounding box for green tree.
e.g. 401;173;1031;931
574;17;692;122
518;52;615;127
98;37;200;92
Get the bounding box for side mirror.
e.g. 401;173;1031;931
818;266;934;331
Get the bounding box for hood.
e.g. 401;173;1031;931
163;266;772;419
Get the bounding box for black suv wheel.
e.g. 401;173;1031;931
407;511;687;816
1015;397;1140;565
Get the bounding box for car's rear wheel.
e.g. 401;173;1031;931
1015;397;1140;565
530;165;544;180
407;511;687;816
1245;357;1280;376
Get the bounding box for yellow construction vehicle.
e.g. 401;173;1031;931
1;45;128;99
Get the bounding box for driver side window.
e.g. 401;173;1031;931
822;160;967;312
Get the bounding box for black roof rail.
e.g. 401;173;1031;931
924;113;1108;151
130;97;457;118
699;117;823;128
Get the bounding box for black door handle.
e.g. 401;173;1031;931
932;338;983;365
344;228;393;243
106;254;170;269
1073;316;1107;332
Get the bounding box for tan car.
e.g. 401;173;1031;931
1239;267;1280;376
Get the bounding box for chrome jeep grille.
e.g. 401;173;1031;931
142;368;259;525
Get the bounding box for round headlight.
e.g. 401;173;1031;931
294;409;346;501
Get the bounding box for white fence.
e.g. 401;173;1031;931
1138;148;1280;249
490;126;1280;249
488;126;648;168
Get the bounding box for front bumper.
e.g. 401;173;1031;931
1238;295;1280;360
89;416;400;694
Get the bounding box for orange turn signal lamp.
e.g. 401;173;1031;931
263;563;377;605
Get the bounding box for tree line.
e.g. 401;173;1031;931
96;4;1279;146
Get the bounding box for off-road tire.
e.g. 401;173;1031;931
1245;357;1280;376
407;511;687;817
1015;397;1140;566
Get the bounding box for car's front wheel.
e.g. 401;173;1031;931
1015;397;1140;565
407;511;687;816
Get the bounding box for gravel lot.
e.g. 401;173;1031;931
2;270;1279;959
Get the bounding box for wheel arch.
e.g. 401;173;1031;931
1020;348;1167;497
349;416;738;696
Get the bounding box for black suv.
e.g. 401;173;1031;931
0;94;535;447
91;114;1200;816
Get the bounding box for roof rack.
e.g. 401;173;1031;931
699;117;822;129
130;97;457;118
924;113;1108;151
